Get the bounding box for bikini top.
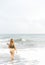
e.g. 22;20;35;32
9;45;15;48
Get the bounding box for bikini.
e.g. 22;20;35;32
10;45;15;48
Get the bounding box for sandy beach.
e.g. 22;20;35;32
0;47;45;65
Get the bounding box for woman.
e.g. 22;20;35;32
8;39;16;60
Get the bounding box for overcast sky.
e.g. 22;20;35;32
0;0;45;34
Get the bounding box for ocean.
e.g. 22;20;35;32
0;34;45;65
0;34;45;48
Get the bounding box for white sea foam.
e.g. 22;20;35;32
0;48;45;65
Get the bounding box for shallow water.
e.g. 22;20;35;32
0;49;30;65
0;48;45;65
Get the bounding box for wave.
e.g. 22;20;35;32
15;38;45;42
0;38;45;49
0;38;10;43
15;38;32;42
0;38;45;43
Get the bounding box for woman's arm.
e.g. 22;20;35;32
14;44;16;50
7;43;10;48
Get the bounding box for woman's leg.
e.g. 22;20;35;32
12;49;15;60
10;49;15;60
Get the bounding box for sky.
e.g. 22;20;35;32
0;0;45;34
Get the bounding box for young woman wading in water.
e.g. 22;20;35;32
7;39;16;60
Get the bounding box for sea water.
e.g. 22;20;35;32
0;34;45;65
0;34;45;48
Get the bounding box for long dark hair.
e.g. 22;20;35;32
10;39;14;46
